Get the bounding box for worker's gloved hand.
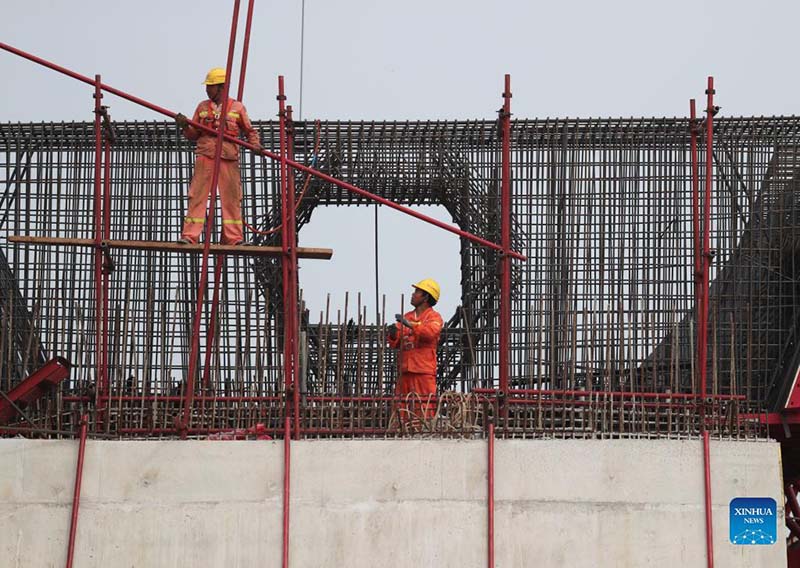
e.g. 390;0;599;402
175;113;189;130
386;324;398;340
253;143;263;154
395;313;413;329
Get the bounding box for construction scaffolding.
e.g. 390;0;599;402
6;3;800;561
2;107;797;439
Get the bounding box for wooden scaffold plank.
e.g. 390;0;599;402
7;236;333;260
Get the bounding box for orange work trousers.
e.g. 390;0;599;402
180;155;243;244
395;372;437;421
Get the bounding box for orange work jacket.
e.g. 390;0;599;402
183;98;260;161
387;307;443;375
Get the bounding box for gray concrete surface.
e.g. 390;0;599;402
0;438;784;567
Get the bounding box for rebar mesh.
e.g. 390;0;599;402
1;116;796;439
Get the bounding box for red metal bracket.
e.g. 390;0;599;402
786;364;800;410
0;357;70;425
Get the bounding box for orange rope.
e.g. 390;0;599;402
244;119;322;237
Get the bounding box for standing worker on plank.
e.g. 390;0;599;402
387;279;443;423
174;67;261;245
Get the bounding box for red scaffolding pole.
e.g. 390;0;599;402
237;0;256;102
0;41;524;261
691;77;716;568
180;0;242;435
487;421;495;568
65;414;88;568
701;76;716;568
283;414;291;568
92;75;108;429
287;104;301;441
278;77;297;568
201;0;258;393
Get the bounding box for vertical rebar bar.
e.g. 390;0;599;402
499;75;512;416
287;104;301;440
92;76;105;429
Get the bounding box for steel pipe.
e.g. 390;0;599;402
65;415;88;568
0;41;525;261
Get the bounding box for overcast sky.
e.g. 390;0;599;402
3;0;799;323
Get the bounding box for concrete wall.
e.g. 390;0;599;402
0;438;784;567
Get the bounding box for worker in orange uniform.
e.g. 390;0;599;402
387;279;443;424
174;67;261;245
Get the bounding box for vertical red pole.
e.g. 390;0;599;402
286;105;301;440
181;0;241;434
202;1;254;392
92;75;105;429
237;0;256;101
279;86;298;566
700;77;714;401
65;414;88;568
703;429;714;567
499;75;512;415
283;414;291;568
278;77;298;440
487;421;495;568
701;76;716;568
201;262;224;392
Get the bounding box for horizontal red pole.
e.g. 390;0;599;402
305;395;413;403
299;427;415;435
117;427;279;436
1;41;525;261
504;399;724;411
115;426;405;437
473;388;746;401
740;411;800;425
63;395;283;403
64;395;421;403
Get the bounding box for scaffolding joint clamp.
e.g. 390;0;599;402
99;106;116;145
99;241;115;274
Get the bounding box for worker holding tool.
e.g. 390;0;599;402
174;67;261;245
386;279;443;423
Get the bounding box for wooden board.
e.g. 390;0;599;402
7;236;333;260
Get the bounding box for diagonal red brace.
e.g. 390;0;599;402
0;41;526;262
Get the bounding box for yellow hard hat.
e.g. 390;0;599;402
413;279;440;302
203;67;227;85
